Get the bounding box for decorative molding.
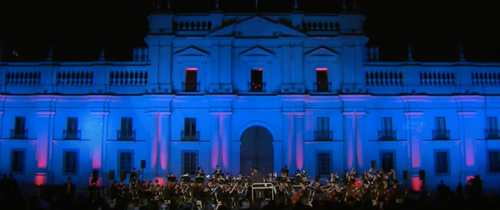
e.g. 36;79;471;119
404;111;424;116
210;112;232;116
149;111;171;116
457;111;476;117
343;111;366;116
90;111;109;116
282;112;304;116
36;111;56;117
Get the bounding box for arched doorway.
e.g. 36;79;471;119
240;126;274;176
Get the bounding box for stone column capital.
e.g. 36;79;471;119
37;110;56;117
457;111;476;118
90;111;109;116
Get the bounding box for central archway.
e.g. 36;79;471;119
240;126;274;176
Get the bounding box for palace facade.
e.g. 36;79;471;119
1;7;500;192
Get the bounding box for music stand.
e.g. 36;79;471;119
252;183;275;201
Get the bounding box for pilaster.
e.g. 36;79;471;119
282;113;294;171
158;38;174;92
404;111;424;177
0;111;4;139
35;111;56;184
343;112;356;170
159;112;171;176
355;112;366;171
294;113;305;170
457;111;477;180
90;111;109;183
210;43;220;85
209;113;220;171
220;112;232;172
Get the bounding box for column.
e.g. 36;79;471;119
281;43;291;84
404;111;423;191
210;113;220;171
159;42;173;91
159;112;171;176
355;113;366;171
219;42;232;85
457;111;477;180
35;111;55;185
149;112;160;177
90;111;109;185
211;43;220;85
294;113;305;170
0;111;3;139
282;113;294;171
220;113;232;172
343;112;356;170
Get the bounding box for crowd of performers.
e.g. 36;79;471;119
100;166;401;209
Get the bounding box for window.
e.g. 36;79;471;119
315;117;331;140
118;151;134;174
435;150;450;175
379;117;396;140
181;151;198;175
433;117;449;140
64;117;79;139
315;68;329;92
11;149;25;173
250;68;263;91
183;118;198;141
380;151;395;172
118;117;134;140
12;116;27;139
488;151;500;172
184;68;198;92
63;150;78;174
486;117;499;139
316;151;332;176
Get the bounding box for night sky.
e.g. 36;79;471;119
0;0;498;62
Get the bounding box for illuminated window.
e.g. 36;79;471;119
380;151;395;172
184;68;198;92
118;151;134;174
250;68;263;92
181;151;198;175
488;151;500;172
315;68;329;92
11;149;25;173
64;117;80;140
63;150;78;174
316;151;332;176
12;116;27;139
435;150;450;175
118;117;134;140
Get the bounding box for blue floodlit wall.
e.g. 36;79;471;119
0;11;500;194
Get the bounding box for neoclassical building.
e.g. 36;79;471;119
1;5;500;192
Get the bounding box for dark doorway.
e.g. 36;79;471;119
240;126;274;176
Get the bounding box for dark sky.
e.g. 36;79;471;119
0;0;498;62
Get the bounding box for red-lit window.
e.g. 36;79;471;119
315;68;329;92
185;68;198;92
250;68;263;91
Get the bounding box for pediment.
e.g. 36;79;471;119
209;16;306;37
240;47;274;59
305;47;339;57
175;47;209;57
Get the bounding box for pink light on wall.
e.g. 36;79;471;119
92;146;102;169
185;68;198;71
411;177;421;191
295;116;304;170
466;176;475;182
316;68;328;71
151;115;159;172
159;117;168;171
465;137;475;166
220;116;230;170
411;135;421;168
287;116;293;167
355;116;364;169
36;137;48;168
211;116;219;169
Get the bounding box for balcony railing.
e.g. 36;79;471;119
117;130;136;141
63;129;81;140
378;130;397;140
10;129;28;139
181;131;200;141
314;130;333;141
313;81;332;92
485;129;500;139
433;129;450;140
248;82;266;92
182;82;200;92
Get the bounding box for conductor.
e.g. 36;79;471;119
251;167;263;182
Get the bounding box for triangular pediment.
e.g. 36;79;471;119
240;47;274;58
175;47;209;57
305;47;339;57
209;16;306;37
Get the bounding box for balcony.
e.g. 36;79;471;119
378;130;397;140
433;129;450;140
117;130;136;141
10;129;28;139
181;131;200;141
314;130;333;141
182;81;200;92
63;129;81;140
313;81;332;92
248;82;266;92
485;129;500;139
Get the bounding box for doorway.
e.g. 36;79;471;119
240;126;274;176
